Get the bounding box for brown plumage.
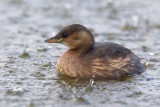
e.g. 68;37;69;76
45;24;144;79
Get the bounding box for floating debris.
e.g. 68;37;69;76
141;45;148;52
30;71;46;77
36;46;47;52
19;50;30;58
122;23;137;31
41;62;52;68
19;45;30;58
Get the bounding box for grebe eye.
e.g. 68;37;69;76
62;34;68;38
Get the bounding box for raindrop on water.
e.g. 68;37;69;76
48;45;53;49
89;79;94;87
13;87;23;92
132;15;139;27
145;62;149;66
149;53;154;56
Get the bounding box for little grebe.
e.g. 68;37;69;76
45;24;144;78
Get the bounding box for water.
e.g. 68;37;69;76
0;0;160;107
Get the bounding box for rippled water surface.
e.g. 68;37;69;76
0;0;160;107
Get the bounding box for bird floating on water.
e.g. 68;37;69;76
45;24;144;79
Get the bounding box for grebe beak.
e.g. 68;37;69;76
45;36;63;43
